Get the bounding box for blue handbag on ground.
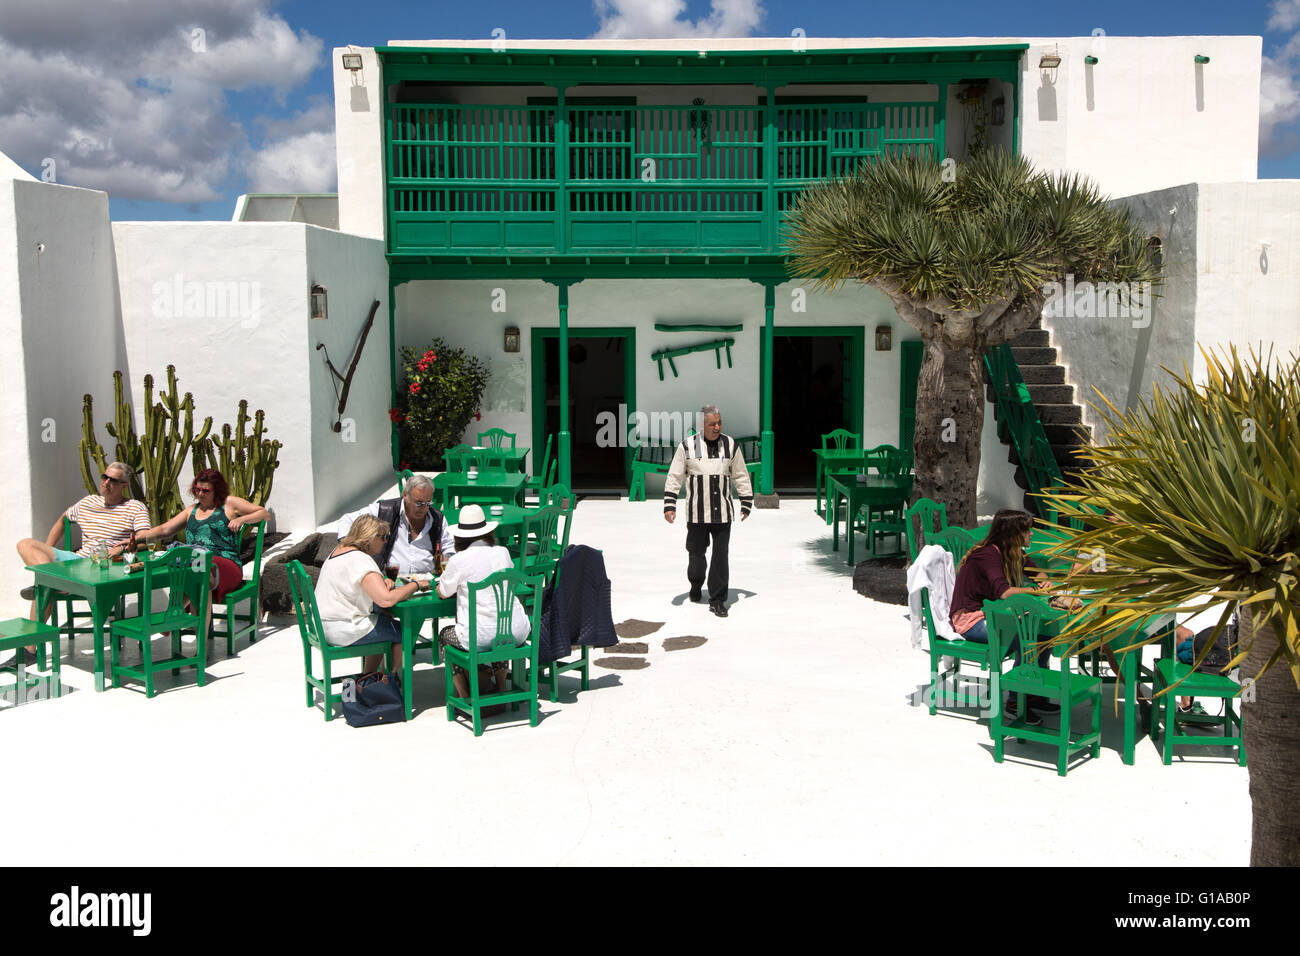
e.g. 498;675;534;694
341;671;405;727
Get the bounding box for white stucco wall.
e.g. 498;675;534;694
1192;181;1300;379
112;222;387;531
303;227;391;521
334;47;386;241
1;177;123;613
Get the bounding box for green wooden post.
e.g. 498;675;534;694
761;281;775;495
557;87;568;254
935;82;947;162
1011;72;1020;157
557;281;571;487
763;84;776;252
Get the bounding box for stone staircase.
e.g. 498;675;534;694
986;320;1092;510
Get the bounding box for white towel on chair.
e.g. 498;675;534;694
906;545;961;650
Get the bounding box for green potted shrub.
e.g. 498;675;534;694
392;338;490;470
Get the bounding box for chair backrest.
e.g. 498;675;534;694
444;444;473;472
905;497;949;561
822;429;861;452
240;521;267;588
286;560;325;651
140;546;210;632
396;469;415;494
476;428;516;452
63;516;80;551
466;567;542;652
468;448;508;473
534;433;554;481
927;527;977;567
736;435;761;464
518;504;563;581
540;483;575;551
984;593;1052;676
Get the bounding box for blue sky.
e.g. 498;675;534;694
1;0;1297;221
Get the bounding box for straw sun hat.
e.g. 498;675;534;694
448;503;499;536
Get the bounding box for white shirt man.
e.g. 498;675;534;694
335;479;455;575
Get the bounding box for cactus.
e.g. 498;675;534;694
192;400;282;507
78;366;213;526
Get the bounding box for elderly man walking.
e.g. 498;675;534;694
336;474;455;576
663;405;752;617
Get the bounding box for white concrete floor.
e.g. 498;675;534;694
1;496;1250;865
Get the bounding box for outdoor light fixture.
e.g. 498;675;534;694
1084;55;1099;65
1038;52;1062;78
1195;55;1210;64
503;326;520;352
310;283;328;320
342;53;363;71
875;325;892;351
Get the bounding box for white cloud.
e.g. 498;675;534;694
246;102;338;193
1268;0;1300;32
0;0;325;204
591;0;764;39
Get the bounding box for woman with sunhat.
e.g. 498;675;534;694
436;503;530;706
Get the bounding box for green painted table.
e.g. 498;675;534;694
435;471;527;508
1041;601;1176;766
26;556;167;692
827;473;914;565
389;584;456;721
812;449;870;518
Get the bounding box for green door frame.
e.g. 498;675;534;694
758;325;865;488
530;327;637;489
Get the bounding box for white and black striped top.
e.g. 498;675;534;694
663;433;754;524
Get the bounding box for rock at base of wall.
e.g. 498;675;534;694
260;532;339;614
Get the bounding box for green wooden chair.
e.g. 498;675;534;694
444;443;474;472
1150;654;1247;766
821;429;861;452
539;483;576;553
904;497;949;562
0;618;62;701
524;434;556;499
985;594;1103;776
209;521;266;656
110;546;211;698
396;469;415;494
476;428;516;452
47;517;115;653
443;567;544;736
736;435;763;484
919;526;997;719
628;430;673;502
286;560;392;722
516;505;563;586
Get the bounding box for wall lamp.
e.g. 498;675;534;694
310;283;328;320
1195;55;1210;64
341;53;363;71
1084;55;1099;65
503;326;520;352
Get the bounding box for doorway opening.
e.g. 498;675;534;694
531;328;635;493
759;327;864;492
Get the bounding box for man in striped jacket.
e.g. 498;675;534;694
663;405;752;617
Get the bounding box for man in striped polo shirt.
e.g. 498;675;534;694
663;405;753;617
16;461;151;625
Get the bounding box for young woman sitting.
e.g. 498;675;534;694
315;514;420;674
949;508;1055;723
436;504;530;713
141;468;270;644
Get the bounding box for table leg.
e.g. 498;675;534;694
92;602;107;692
847;494;857;566
831;487;841;553
1121;648;1137;766
401;614;416;721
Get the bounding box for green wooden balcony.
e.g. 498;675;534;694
385;101;939;258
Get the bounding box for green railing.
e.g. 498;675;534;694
984;344;1070;523
386;101;938;256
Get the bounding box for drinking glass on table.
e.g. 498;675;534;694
386;562;400;581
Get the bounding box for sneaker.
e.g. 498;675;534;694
1004;696;1042;726
20;586;35;601
709;602;728;618
1028;696;1061;715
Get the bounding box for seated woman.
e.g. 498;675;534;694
436;504;530;712
949;508;1055;723
315;514;420;674
140;468;271;642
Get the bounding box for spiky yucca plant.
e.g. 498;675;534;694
785;148;1161;526
1042;347;1300;866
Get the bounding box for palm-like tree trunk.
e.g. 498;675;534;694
913;336;985;528
1241;605;1300;865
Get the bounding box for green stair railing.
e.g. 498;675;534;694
983;343;1070;524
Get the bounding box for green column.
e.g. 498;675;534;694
935;82;947;162
761;281;775;495
558;281;571;487
388;278;400;468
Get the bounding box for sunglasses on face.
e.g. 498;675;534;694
100;474;126;485
194;486;214;495
408;498;433;509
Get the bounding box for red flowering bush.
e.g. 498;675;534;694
394;337;489;469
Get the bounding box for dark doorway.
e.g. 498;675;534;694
762;329;864;492
533;329;634;493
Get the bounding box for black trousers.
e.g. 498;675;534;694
685;522;731;603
